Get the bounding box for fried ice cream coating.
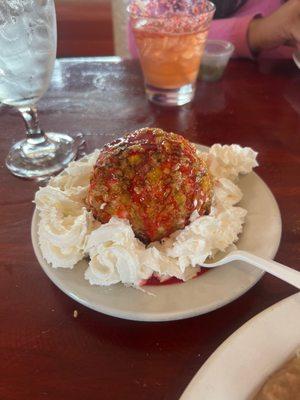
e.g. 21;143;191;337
86;127;213;243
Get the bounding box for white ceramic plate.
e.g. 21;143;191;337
180;292;300;400
31;146;282;322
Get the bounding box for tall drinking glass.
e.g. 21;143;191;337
128;0;215;106
0;0;83;179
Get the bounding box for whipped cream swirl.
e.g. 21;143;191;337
207;144;258;180
35;144;258;286
35;151;100;269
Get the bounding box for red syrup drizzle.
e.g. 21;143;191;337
142;268;209;286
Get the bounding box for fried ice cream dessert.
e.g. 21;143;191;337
86;128;213;243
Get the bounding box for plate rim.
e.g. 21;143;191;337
179;291;300;399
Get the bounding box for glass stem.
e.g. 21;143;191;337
18;106;46;145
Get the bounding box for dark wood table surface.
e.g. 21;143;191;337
56;1;114;57
1;58;299;400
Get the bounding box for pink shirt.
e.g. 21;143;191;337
128;0;293;59
209;0;292;58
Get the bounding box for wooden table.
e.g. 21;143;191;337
56;1;114;57
1;58;299;400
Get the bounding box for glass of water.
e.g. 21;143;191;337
0;0;83;179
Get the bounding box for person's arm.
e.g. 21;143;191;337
248;0;300;53
208;0;298;58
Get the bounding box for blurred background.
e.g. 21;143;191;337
56;0;130;58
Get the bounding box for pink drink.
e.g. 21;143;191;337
133;22;208;89
129;0;215;105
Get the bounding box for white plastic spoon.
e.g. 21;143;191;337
201;250;300;289
293;44;300;68
293;49;300;69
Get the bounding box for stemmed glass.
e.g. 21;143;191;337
0;0;83;179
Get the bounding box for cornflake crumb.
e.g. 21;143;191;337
73;310;78;318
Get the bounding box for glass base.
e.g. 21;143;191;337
6;132;84;179
145;83;195;106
